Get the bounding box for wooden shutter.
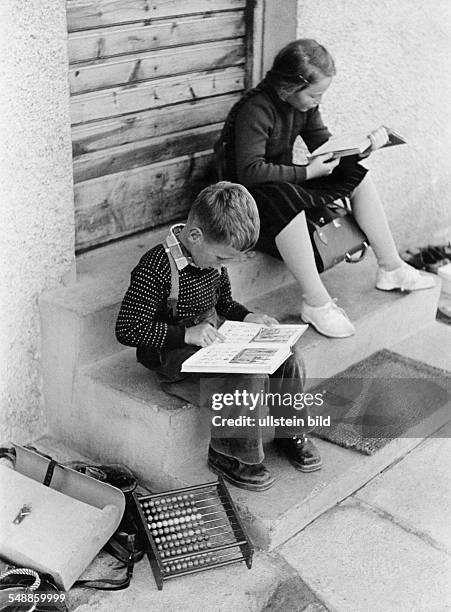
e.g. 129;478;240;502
67;0;253;252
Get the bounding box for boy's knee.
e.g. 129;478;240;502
285;352;306;386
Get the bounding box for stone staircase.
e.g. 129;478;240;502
39;227;447;551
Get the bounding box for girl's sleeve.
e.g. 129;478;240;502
216;267;250;321
234;98;308;186
301;107;332;153
115;252;186;350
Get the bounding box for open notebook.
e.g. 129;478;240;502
181;320;308;374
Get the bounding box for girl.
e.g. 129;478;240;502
216;39;434;338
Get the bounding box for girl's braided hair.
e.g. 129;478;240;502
268;39;336;99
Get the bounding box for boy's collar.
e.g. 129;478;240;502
165;223;196;270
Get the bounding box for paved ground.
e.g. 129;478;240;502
68;419;451;612
278;419;451;612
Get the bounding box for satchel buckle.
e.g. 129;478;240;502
13;504;32;524
345;241;369;263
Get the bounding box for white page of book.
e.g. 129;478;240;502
181;343;291;373
313;132;371;155
217;320;307;346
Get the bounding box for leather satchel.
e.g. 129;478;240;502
308;201;369;273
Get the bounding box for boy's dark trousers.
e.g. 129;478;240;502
137;345;313;465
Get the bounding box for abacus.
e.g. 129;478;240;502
130;477;253;589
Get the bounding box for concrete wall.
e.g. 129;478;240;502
296;0;451;248
0;1;75;442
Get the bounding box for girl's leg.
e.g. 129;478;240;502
350;174;403;270
275;210;331;306
350;174;435;291
275;211;355;337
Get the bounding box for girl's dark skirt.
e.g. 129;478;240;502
249;157;368;260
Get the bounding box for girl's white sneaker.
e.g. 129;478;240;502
300;299;355;338
376;263;435;292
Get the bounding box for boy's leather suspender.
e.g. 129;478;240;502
163;231;220;328
164;237;180;317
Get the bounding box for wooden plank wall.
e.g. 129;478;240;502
67;0;252;251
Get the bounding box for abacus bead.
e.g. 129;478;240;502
181;562;188;570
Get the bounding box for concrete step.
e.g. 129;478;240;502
50;255;441;492
247;251;441;382
55;321;451;552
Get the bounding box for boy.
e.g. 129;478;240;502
116;182;321;491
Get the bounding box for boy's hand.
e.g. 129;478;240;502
306;153;340;179
244;313;279;326
185;322;225;347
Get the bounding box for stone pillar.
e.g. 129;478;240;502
0;1;75;441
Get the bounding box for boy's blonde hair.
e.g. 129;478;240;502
188;181;260;252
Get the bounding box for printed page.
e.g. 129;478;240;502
312;132;371;156
217;320;307;346
181;343;291;373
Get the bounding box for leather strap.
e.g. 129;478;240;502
164;238;180;317
42;460;58;487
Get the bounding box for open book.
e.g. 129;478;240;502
308;127;406;160
181;320;308;374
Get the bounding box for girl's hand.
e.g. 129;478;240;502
244;313;279;326
185;322;225;347
368;126;389;152
306;153;340;180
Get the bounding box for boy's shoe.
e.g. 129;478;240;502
300;299;355;338
276;435;322;472
376;262;435;292
207;446;275;491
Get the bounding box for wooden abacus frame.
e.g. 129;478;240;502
129;477;254;590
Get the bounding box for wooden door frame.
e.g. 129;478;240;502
250;0;298;86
